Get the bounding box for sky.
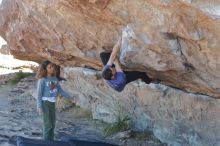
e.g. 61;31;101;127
0;37;38;75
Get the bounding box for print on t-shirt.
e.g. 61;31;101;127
46;81;58;94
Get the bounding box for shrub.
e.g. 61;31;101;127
9;72;33;85
103;114;130;137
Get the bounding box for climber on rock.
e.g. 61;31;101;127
100;36;156;92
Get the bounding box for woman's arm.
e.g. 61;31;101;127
57;82;76;104
57;82;71;99
37;79;44;109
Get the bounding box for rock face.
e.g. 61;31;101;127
63;67;220;146
1;0;220;97
1;0;220;145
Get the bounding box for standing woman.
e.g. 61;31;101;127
36;60;75;140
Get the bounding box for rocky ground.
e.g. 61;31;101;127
0;74;165;146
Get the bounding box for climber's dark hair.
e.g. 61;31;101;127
102;67;113;80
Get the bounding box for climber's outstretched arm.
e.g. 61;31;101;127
114;58;123;72
106;36;122;65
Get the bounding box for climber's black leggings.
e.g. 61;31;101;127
100;52;152;84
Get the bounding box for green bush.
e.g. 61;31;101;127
103;114;130;137
9;72;33;85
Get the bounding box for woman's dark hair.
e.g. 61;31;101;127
53;64;66;81
36;60;51;79
53;64;60;78
102;68;113;80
